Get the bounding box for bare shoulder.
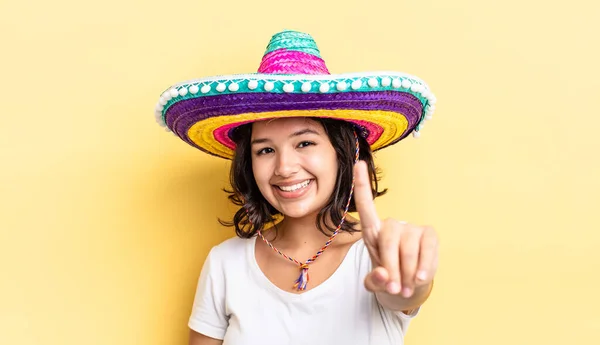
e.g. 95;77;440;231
189;329;223;345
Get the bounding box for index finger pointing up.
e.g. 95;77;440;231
353;160;381;233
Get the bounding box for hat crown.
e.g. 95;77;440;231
257;30;330;75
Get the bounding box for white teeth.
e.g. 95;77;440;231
278;180;311;192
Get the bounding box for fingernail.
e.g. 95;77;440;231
402;287;413;298
417;270;427;281
387;282;400;294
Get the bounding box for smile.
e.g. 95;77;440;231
277;179;312;192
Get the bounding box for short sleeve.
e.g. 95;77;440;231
188;247;228;340
373;301;420;341
395;306;420;322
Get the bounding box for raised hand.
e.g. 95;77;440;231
353;161;438;299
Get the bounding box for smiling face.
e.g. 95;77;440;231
250;117;339;219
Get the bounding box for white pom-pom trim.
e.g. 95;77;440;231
381;77;391;87
216;83;226;92
319;83;330;93
201;85;211;94
351;79;362;90
228;83;239;92
248;80;259;90
368;78;379;88
336;81;348;91
189;85;199;94
178;87;188;96
301;82;312;92
264;82;275;91
426;105;436;115
283;83;295;93
428;94;437;105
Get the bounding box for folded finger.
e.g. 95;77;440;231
416;226;438;286
399;225;421;298
379;220;402;294
364;267;389;293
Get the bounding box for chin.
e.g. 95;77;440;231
275;200;328;219
278;205;317;219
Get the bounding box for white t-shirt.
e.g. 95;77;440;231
189;236;419;345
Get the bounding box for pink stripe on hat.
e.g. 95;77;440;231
258;49;330;75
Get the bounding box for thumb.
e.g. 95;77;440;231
364;266;390;293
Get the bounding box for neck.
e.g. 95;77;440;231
269;212;360;249
272;213;335;248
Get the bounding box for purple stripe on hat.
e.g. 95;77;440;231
165;91;423;147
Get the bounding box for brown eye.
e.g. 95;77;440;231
256;147;274;155
298;141;315;148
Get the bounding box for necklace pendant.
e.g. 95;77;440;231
293;263;310;291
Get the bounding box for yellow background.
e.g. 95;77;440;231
1;0;599;344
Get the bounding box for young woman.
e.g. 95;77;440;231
154;30;438;345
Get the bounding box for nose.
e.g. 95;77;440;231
274;150;299;177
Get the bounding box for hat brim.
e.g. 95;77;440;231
155;72;436;159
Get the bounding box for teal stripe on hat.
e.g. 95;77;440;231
264;30;322;58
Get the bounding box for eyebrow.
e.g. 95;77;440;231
251;128;321;145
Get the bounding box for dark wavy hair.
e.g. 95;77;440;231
219;118;387;238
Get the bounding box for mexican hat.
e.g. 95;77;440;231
154;30;436;159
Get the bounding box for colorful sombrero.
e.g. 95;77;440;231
154;30;437;159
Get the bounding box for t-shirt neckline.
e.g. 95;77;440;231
248;235;363;300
